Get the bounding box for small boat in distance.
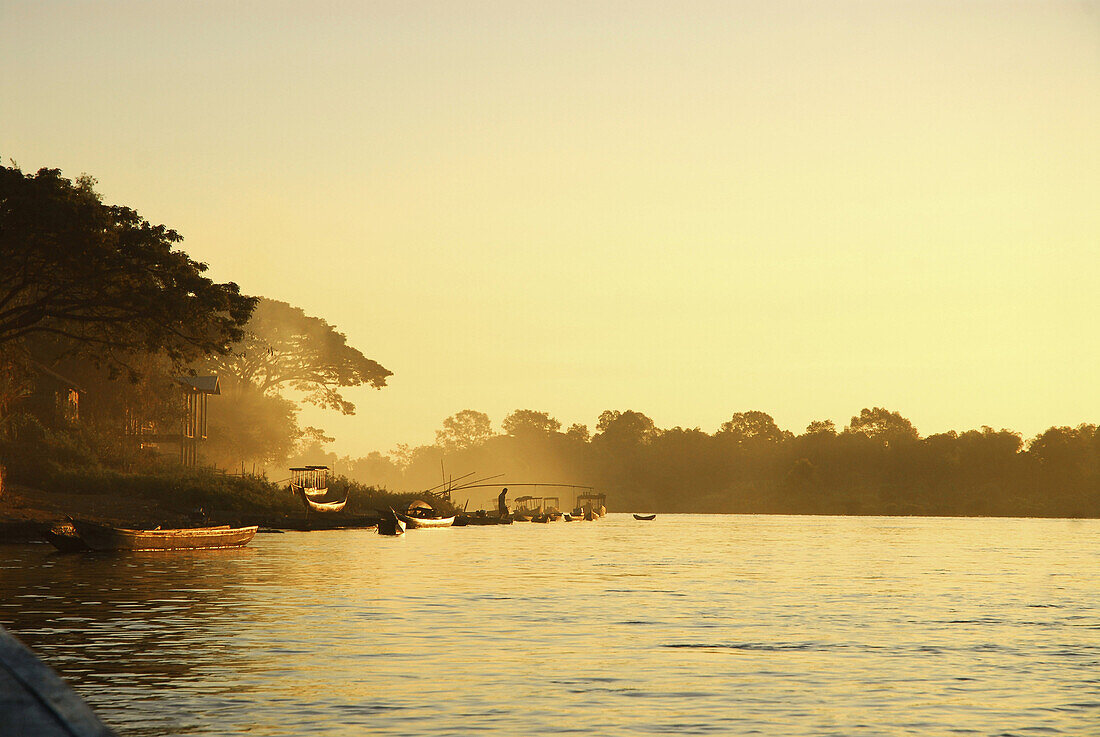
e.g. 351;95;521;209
633;513;657;521
69;521;257;551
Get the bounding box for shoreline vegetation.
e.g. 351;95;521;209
2;165;1098;533
324;408;1100;521
0;467;455;544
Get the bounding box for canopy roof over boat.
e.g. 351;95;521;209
408;500;434;512
290;465;328;489
576;492;606;502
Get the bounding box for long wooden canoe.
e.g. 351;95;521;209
394;512;455;529
71;521;257;551
633;513;657;521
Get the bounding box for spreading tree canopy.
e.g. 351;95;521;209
718;410;788;443
502;409;562;437
201;298;392;414
435;410;493;452
0;166;255;363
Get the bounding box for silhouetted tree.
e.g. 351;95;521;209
805;419;837;435
718;411;787;443
594;410;656;446
0;166;254;363
502;409;562;437
565;423;590;442
436;410;493;452
846;407;919;444
201;298;391;415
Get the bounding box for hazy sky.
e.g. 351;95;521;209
3;1;1098;454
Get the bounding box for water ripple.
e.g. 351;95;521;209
2;514;1098;736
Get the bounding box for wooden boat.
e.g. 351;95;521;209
394;511;455;529
71;521;257;551
377;509;406;536
1;624;119;736
298;488;349;513
45;521;91;552
633;513;657;521
455;513;513;526
293;484;328;499
290;465;331;498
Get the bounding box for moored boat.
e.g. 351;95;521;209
394;500;456;528
298;489;349;513
290;465;331;498
70;521;257;551
633;513;657;520
44;521;90;552
454;512;513;526
395;511;456;528
377;509;406;536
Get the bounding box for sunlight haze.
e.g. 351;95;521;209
3;0;1098;453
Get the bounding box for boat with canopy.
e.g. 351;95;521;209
394;500;455;528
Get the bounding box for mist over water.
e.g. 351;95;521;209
3;515;1099;736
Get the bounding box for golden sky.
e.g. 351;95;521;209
3;1;1098;453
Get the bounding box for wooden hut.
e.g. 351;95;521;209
175;376;220;466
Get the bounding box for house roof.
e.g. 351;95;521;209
175;375;220;395
28;361;85;393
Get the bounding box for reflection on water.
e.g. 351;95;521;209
2;515;1099;736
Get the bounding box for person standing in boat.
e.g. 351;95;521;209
498;488;509;518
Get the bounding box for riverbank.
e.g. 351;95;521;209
0;476;437;543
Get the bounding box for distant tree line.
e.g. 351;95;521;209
320;407;1100;518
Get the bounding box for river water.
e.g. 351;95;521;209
2;515;1098;736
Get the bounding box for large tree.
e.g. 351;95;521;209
501;409;562;438
846;407;919;443
435;410;493;452
718;410;787;443
593;410;657;447
0;166;254;364
202;298;391;414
